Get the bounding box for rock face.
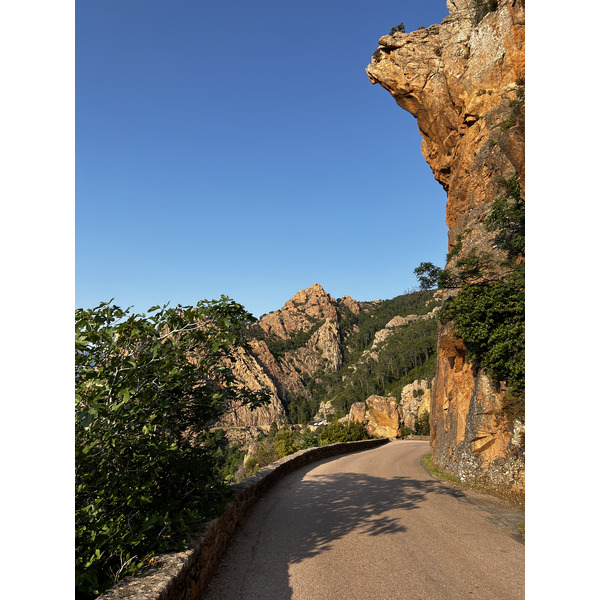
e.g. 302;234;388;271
346;382;431;438
366;0;525;492
431;323;524;490
398;379;431;431
220;283;347;430
258;283;339;340
364;395;402;439
287;319;343;377
217;346;286;429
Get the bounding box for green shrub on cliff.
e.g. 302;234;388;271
389;22;405;34
413;174;524;419
75;298;267;598
414;410;431;436
439;174;525;417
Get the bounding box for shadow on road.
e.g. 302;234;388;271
203;463;462;599
284;471;453;564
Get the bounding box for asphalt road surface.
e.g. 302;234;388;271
202;440;524;600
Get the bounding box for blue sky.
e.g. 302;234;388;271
76;0;450;317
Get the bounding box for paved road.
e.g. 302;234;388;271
202;440;524;600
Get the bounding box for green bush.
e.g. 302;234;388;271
414;410;431;436
389;22;405;35
318;421;369;445
400;423;415;438
75;298;267;598
274;428;299;458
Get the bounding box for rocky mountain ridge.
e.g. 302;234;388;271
218;283;439;439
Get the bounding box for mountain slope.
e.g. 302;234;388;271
218;283;442;431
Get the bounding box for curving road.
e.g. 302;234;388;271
202;440;524;600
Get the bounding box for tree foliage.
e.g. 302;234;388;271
439;174;525;414
414;262;442;291
414;410;431;436
389;22;405;34
75;298;267;598
317;421;369;445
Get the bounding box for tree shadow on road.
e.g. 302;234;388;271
202;456;461;599
284;469;450;564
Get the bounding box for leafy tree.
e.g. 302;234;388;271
75;297;267;598
299;428;319;449
268;421;279;439
274;428;299;458
414;262;442;290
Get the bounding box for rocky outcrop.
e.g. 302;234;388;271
345;381;431;436
367;0;525;238
348;402;367;423
313;400;336;422
218;346;286;429
364;395;402;439
286;319;343;377
222;284;350;431
398;379;431;430
249;339;307;402
431;323;524;490
258;283;339;339
366;0;525;491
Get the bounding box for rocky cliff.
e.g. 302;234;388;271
220;283;441;437
367;0;524;492
219;283;346;430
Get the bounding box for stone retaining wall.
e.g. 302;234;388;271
98;438;389;600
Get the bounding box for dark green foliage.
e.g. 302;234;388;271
344;291;438;355
268;421;279;439
317;421;369;445
303;303;439;418
414;262;442;290
439;174;525;412
285;395;321;426
262;321;323;358
75;298;268;598
414;410;431;436
389;22;405;34
399;423;415;438
274;428;299;458
472;0;498;25
440;268;524;397
384;353;438;400
486;174;525;260
299;428;320;449
202;429;246;483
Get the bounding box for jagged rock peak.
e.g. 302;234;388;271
258;283;343;340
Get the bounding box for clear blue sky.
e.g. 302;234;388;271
76;0;450;317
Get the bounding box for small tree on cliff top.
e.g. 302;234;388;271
75;297;267;598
